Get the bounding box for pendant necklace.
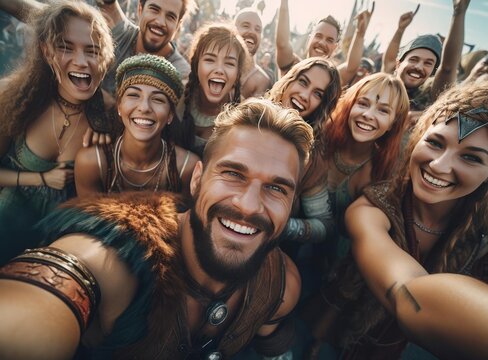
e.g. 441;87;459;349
52;104;82;155
333;150;371;176
55;94;83;140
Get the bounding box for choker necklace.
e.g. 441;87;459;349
333;150;371;176
52;104;81;154
55;97;83;140
56;94;83;111
114;136;167;191
413;219;445;236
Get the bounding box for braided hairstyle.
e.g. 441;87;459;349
171;21;250;149
395;80;488;273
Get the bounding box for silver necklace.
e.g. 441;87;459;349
114;136;167;190
413;219;445;236
333;150;371;176
121;138;166;173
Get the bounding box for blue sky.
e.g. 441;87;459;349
219;0;488;53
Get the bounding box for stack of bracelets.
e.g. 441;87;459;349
0;247;100;332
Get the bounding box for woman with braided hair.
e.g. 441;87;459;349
0;0;114;265
308;80;488;359
75;54;199;200
171;21;250;157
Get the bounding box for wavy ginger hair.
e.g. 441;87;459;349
0;0;114;137
324;72;409;182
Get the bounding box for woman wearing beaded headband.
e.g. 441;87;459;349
0;0;114;265
75;54;199;199
170;21;250;157
308;80;488;359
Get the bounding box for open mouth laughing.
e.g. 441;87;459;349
421;169;453;188
312;46;328;57
219;217;259;236
290;98;305;112
208;78;226;95
69;71;92;89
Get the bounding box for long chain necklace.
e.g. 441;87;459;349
413;219;445;236
55;95;83;140
51;104;82;155
333;150;371;176
114;136;167;190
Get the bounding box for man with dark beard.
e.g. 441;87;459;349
97;0;193;94
0;98;314;359
234;7;272;99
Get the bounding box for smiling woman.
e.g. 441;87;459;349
309;79;488;360
74;54;199;201
170;21;250;157
0;0;114;265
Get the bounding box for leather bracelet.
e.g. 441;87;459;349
0;247;100;332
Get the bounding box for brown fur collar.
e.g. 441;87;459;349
61;191;182;296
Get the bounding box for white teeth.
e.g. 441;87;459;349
133;118;154;126
220;218;257;235
314;47;325;55
356;122;374;131
291;98;304;111
210;78;225;84
422;171;451;188
245;38;255;45
149;26;164;35
408;72;421;79
69;72;89;78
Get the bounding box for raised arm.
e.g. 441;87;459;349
337;8;373;85
381;8;418;74
96;0;129;29
275;0;294;71
0;0;45;22
346;196;488;359
431;0;471;99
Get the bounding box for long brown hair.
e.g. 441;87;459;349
324;72;409;182
0;0;113;137
172;22;250;149
394;80;488;273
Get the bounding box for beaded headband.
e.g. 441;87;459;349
116;54;183;107
444;107;488;143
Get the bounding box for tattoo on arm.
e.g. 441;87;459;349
398;284;421;313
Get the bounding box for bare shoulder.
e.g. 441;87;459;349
175;146;199;176
276;252;301;318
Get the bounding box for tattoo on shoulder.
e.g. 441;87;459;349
398;284;421;312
